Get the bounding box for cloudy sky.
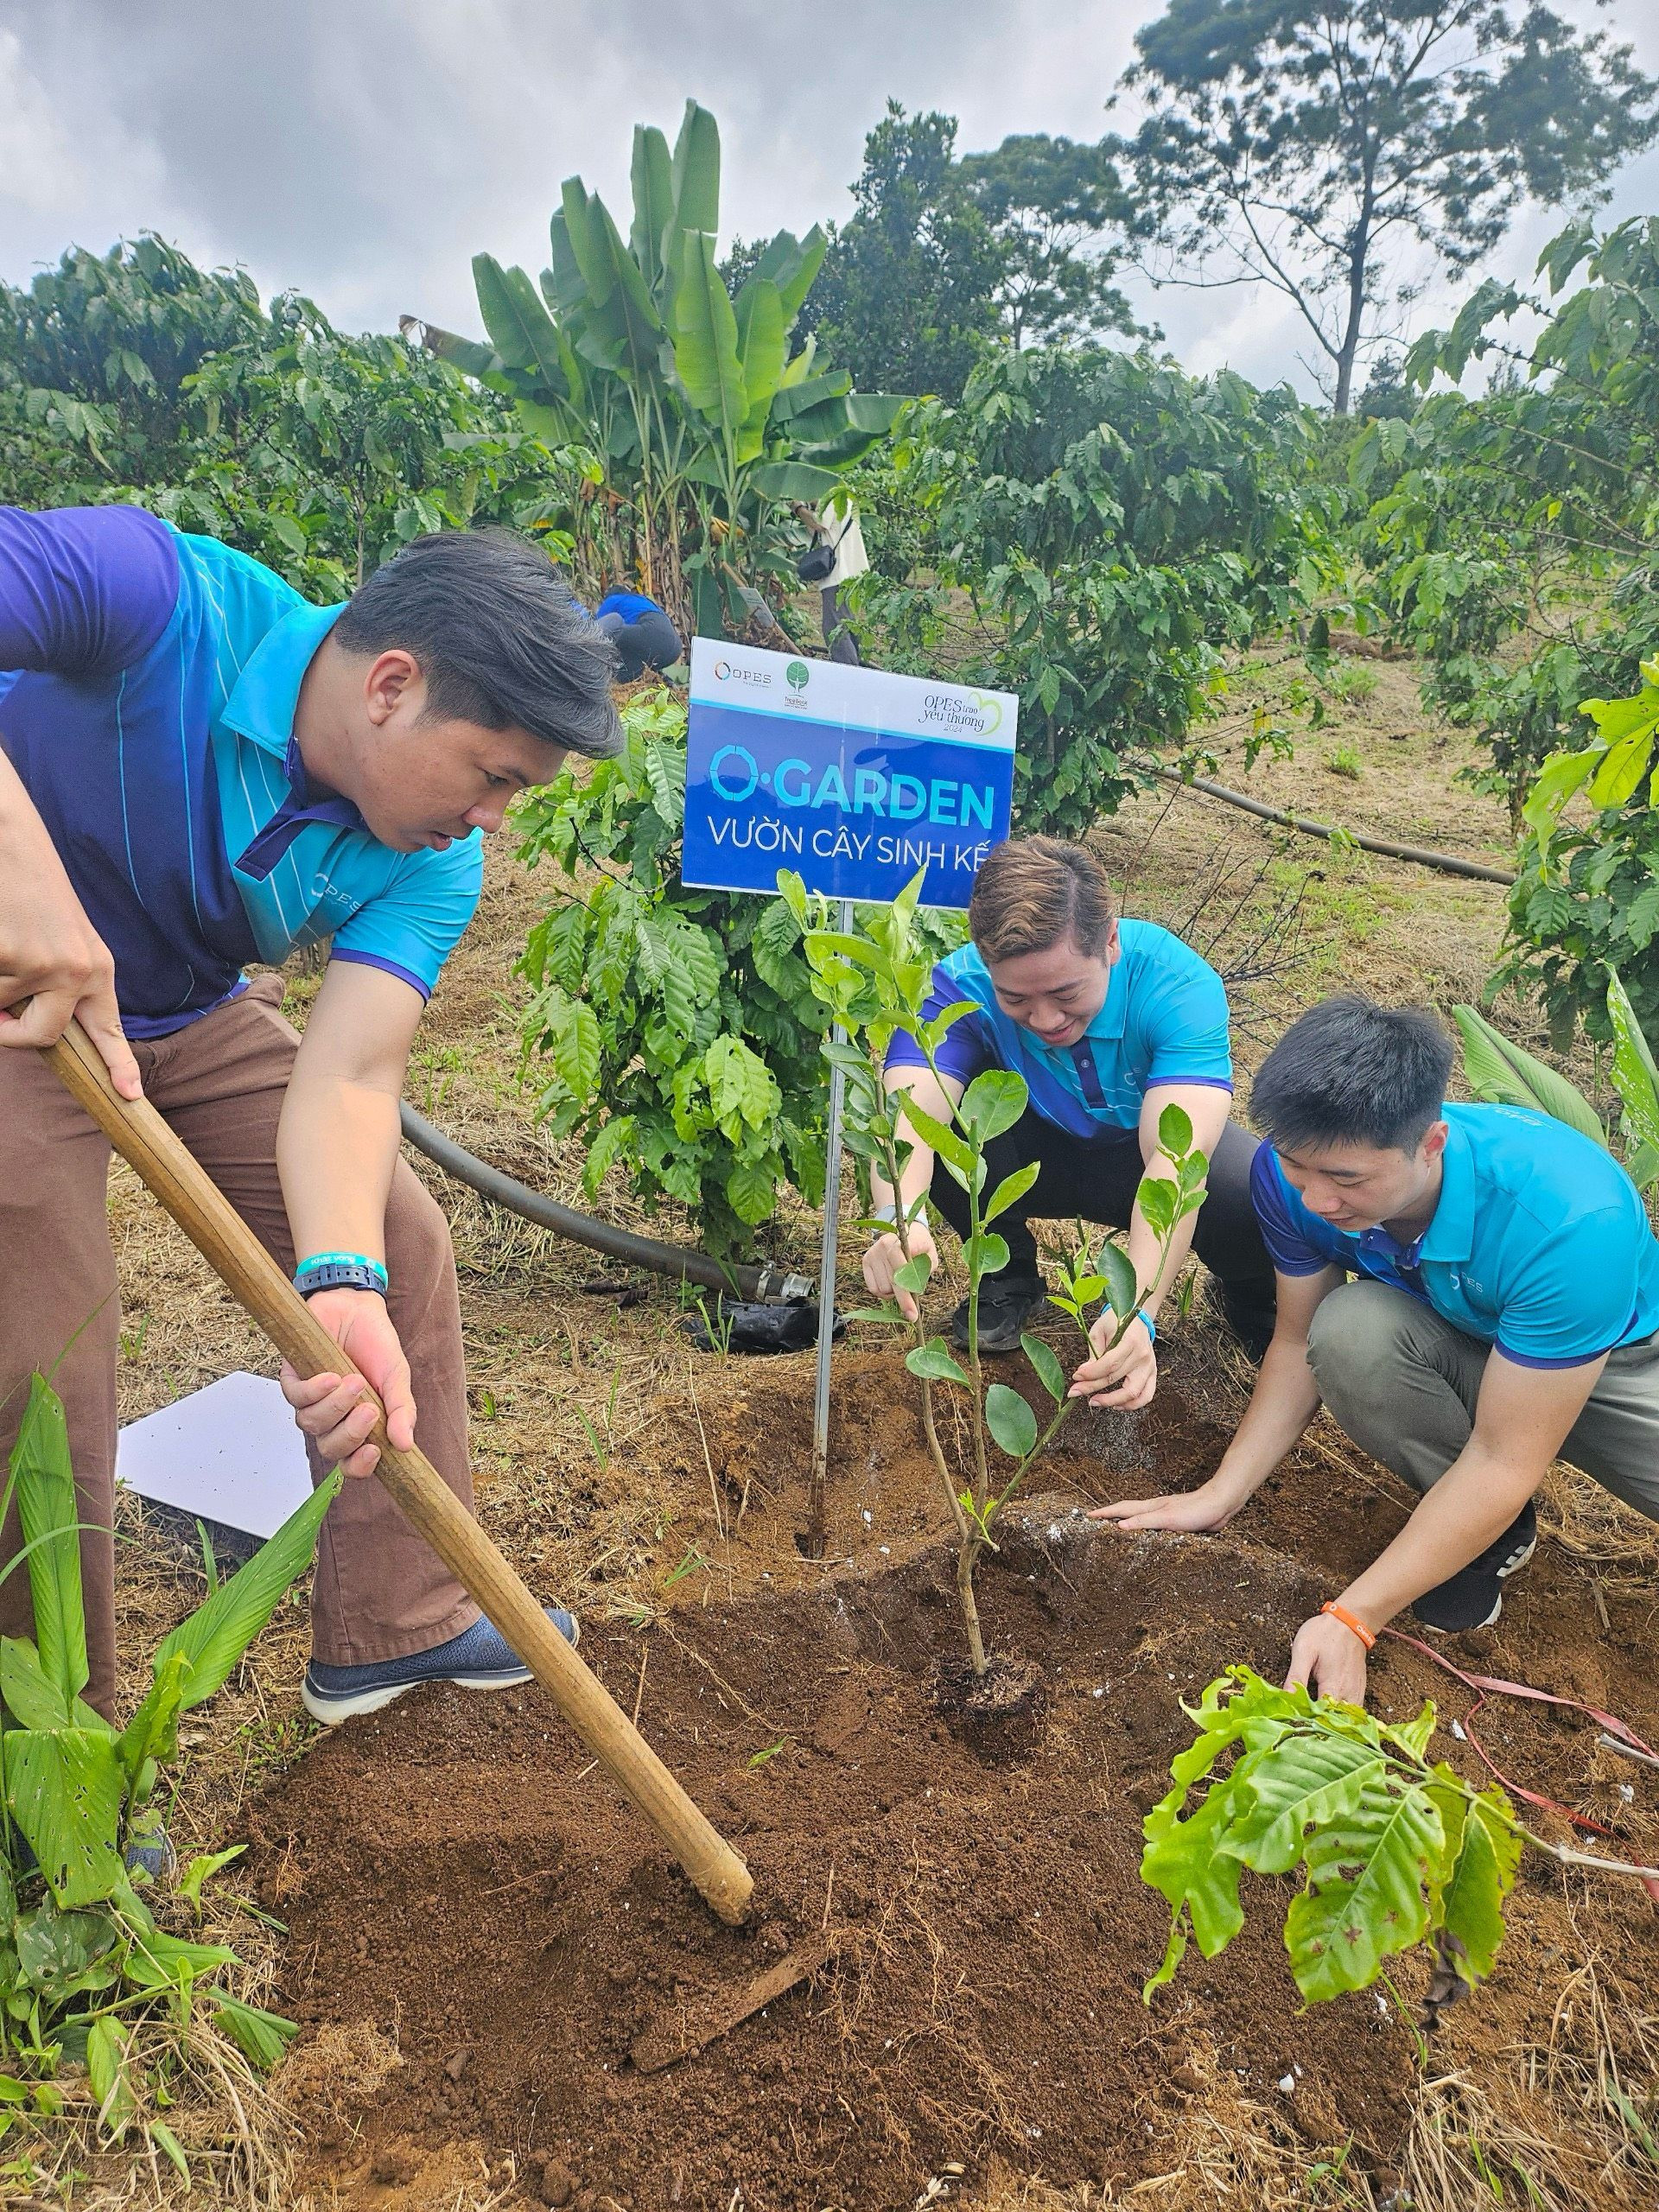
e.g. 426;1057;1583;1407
3;0;1657;399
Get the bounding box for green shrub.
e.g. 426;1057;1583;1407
848;345;1338;835
0;1375;336;2176
514;690;964;1252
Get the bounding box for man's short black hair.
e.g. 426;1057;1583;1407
1249;996;1454;1154
334;527;621;759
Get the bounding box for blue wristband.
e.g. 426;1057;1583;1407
1136;1309;1156;1344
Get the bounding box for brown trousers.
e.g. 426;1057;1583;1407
0;976;478;1716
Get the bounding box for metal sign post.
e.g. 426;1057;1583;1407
804;899;853;1559
679;639;1018;1558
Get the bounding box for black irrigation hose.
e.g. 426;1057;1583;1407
1135;760;1518;887
399;1103;815;1306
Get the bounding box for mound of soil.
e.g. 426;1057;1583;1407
254;1517;1419;2209
251;1351;1659;2211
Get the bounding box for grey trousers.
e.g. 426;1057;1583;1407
1305;1278;1659;1522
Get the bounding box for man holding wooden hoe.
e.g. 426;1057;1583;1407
0;503;620;1729
862;836;1279;1401
1096;997;1659;1706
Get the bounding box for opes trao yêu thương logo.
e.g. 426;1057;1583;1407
711;658;772;690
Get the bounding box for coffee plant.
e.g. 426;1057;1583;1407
515;690;963;1252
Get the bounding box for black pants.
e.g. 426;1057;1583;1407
929;1112;1276;1321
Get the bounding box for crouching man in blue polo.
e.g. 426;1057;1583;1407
1094;995;1659;1705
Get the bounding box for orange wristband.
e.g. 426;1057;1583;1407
1320;1600;1376;1651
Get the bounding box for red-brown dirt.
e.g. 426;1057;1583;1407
248;1350;1659;2211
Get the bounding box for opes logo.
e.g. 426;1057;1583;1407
711;658;772;690
918;687;1003;739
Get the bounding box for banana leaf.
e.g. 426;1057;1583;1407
544;210;588;319
473;256;570;396
1606;967;1659;1172
630;124;674;301
734;278;785;457
748;460;843;501
1452;1004;1606;1145
669;100;721;245
672;232;746;452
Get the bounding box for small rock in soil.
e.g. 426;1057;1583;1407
370;2145;419;2184
538;2160;576;2208
443;2048;470;2080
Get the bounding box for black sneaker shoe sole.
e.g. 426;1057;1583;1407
949;1287;1046;1356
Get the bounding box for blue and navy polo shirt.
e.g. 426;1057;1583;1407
885;920;1233;1138
0;504;483;1039
1252;1101;1659;1368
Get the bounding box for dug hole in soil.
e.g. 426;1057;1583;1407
249;1347;1659;2211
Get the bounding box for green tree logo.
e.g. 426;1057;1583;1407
785;661;810;692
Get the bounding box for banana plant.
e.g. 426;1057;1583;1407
407;101;901;639
0;1374;338;2166
1454;973;1659;1192
785;868;1208;1678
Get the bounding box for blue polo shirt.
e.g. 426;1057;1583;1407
1252;1101;1659;1368
884;920;1233;1138
0;505;483;1038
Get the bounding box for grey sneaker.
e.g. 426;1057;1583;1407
302;1606;580;1726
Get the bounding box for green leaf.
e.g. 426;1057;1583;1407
960;1069;1028;1144
1095;1241;1139;1327
1452;1005;1605;1146
148;2119;190;2184
1020;1333;1066;1404
178;1844;246;1916
963;1231;1010;1280
0;1636;72;1731
724;1154;777;1227
629;123;675;296
1433;1787;1520;1990
472;255;569;392
148;1473;340;1716
4;1730;127;1908
671;231;746;453
1156;1101;1194;1157
747;461;843;502
13;1904;121;2001
1282;1774;1446;2001
984;1383;1038;1462
733;278;786;455
906;1339;970;1389
893;1250;934;1297
896;1094;975;1180
703;1034;780;1139
668;99;721;243
10;1376;90;1707
1521;744;1598;844
213;1995;301;2071
983;1162;1040;1222
1606;969;1659;1161
1137;1174;1178;1241
86;2015;136;2139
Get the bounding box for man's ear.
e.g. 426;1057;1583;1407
362;649;423;727
1420;1118;1451;1166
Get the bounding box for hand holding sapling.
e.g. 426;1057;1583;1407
787;868;1209;1676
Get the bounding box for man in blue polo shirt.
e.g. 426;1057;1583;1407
0;503;620;1730
1095;995;1659;1704
864;836;1275;1403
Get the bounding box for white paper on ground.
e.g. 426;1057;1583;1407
116;1370;314;1541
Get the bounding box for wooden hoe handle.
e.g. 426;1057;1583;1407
44;1019;753;1927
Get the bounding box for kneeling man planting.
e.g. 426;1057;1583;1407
1096;996;1659;1703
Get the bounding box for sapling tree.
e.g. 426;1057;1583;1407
1142;1667;1659;2008
784;868;1207;1678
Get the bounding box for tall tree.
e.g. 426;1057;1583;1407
958;133;1141;349
812;103;1004;399
1122;0;1659;413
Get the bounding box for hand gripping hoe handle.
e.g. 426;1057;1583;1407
43;1018;753;1926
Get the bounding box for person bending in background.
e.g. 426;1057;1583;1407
592;589;683;682
0;506;620;1729
1095;998;1659;1705
861;836;1277;1408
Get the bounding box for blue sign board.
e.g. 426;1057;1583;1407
682;640;1018;910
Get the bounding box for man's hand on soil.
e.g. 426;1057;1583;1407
863;1223;940;1323
280;1288;416;1476
1284;1611;1370;1706
1069;1310;1157;1411
1088;1476;1240;1534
